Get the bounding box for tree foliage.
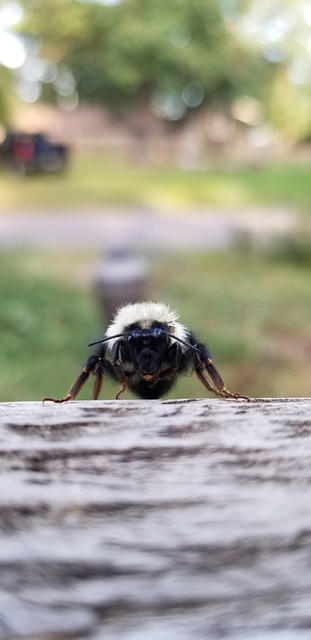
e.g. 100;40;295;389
0;67;14;125
19;0;267;115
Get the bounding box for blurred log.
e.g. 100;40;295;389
1;398;311;639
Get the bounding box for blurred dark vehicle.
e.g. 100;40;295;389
0;132;69;176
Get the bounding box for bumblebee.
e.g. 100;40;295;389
44;302;249;402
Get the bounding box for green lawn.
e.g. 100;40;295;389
1;153;310;401
1;246;311;402
0;150;311;211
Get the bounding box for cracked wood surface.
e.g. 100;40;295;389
0;398;311;639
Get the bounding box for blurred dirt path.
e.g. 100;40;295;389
0;206;296;249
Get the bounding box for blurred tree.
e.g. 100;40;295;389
231;0;311;141
18;0;267;119
0;66;13;125
267;70;311;142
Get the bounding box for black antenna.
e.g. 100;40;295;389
88;332;129;347
165;332;201;354
88;329;200;354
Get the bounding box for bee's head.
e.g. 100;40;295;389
88;302;200;382
124;323;170;379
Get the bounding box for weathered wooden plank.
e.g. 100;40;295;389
0;398;311;639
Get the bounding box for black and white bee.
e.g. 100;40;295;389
44;301;249;403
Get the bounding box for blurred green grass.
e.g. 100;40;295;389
1;246;311;402
1;152;310;401
0;150;311;210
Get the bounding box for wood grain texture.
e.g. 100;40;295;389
0;398;311;639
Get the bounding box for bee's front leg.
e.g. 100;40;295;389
43;355;101;403
195;343;250;401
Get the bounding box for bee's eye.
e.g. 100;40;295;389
151;327;164;338
128;330;142;340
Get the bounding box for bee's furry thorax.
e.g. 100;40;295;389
105;301;188;346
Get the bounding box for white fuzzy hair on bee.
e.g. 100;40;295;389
44;301;250;403
105;301;188;347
